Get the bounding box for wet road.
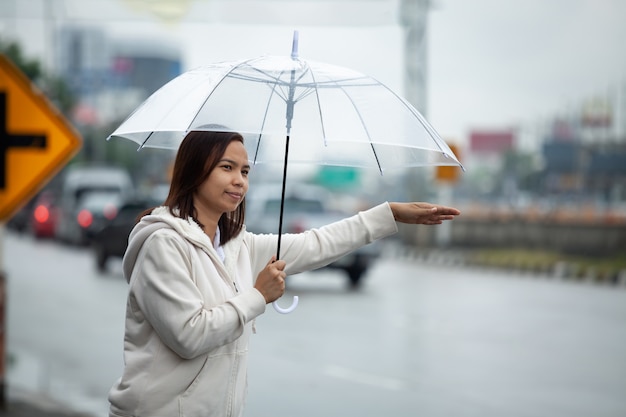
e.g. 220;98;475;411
4;230;626;417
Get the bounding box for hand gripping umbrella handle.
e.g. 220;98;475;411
272;296;299;314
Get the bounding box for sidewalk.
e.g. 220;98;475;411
5;351;101;417
0;388;95;417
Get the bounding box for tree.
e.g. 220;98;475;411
0;38;76;114
0;38;42;79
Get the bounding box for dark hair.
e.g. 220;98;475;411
145;130;247;245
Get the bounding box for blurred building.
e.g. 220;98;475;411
56;26;111;98
539;91;626;203
542;139;626;201
109;39;181;99
461;92;626;206
55;25;182;127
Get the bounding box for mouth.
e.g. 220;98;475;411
226;192;243;200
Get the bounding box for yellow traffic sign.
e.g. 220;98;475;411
0;55;82;221
436;143;461;183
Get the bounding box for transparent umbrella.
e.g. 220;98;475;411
108;31;464;313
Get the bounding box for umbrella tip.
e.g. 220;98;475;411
291;30;299;60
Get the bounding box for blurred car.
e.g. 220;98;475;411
55;165;134;245
92;199;151;273
91;182;170;273
58;190;123;246
78;190;124;243
245;183;379;288
30;190;60;238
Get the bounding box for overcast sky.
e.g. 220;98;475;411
428;0;626;146
2;0;626;149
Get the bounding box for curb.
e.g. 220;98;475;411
384;244;626;288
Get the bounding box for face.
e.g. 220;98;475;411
194;140;250;223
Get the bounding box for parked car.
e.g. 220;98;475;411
92;199;152;273
30;190;60;238
56;189;123;246
78;190;124;243
245;183;379;288
7;176;63;235
91;182;170;273
55;166;134;245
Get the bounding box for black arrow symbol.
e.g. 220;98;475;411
0;92;47;189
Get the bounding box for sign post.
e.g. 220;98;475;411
0;54;82;408
435;144;461;247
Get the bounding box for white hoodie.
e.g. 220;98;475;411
108;203;398;417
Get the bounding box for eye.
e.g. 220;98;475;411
221;164;232;171
242;169;250;177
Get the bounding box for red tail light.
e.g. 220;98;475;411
103;204;118;220
33;205;49;223
77;209;93;228
289;219;306;234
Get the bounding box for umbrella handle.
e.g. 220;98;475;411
272;296;299;314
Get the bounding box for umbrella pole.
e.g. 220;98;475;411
272;132;300;315
272;30;300;314
276;31;298;259
276;133;290;260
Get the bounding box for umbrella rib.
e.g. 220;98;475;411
186;58;260;131
332;83;384;175
138;131;154;151
307;69;327;145
378;82;447;154
299;75;378;88
227;74;379;90
229;61;378;92
374;80;464;170
246;60;313;101
253;81;283;164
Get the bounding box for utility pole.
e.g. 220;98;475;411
399;0;430;115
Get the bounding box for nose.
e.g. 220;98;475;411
233;171;246;186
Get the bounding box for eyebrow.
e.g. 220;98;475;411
220;158;251;170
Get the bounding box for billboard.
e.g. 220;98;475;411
469;131;515;153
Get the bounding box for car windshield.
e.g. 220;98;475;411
74;186;122;202
78;191;122;211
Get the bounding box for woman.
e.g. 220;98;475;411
108;130;460;417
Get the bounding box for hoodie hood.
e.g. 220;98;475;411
122;207;241;283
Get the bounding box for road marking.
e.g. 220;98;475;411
323;365;406;391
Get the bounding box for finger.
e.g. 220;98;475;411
273;260;286;271
438;215;457;221
266;256;277;266
439;207;461;215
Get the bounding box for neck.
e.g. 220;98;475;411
194;211;219;243
205;221;218;243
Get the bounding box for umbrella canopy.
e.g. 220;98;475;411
109;35;462;174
